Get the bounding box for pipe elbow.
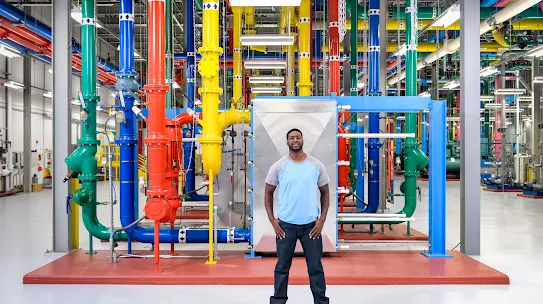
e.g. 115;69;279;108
65;146;97;174
406;148;429;171
218;109;251;130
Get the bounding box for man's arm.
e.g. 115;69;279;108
264;183;277;221
318;184;330;222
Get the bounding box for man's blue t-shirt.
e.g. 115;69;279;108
265;154;330;225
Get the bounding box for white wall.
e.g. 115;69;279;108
0;55;118;183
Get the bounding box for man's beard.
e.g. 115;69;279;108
289;143;302;152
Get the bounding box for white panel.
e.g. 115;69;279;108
43;118;53;150
11;110;23;152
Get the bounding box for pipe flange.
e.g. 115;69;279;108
350;88;358;92
297;81;313;87
299;17;310;23
367;143;383;149
203;1;219;11
228;227;235;243
432;8;437;19
187;78;195;83
369;46;379;52
329;55;341;61
144;84;170;93
198;86;223;94
233;75;243;80
299;52;311;58
179;227;187;243
81;18;95;26
119;13;134;22
421;59;428;66
350;65;357;70
329;21;340;28
369;9;380;16
233;48;242;53
187;52;196;57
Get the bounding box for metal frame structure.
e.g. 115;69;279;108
248;94;451;259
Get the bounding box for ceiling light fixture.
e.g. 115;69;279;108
230;0;301;6
3;81;24;90
251;87;283;94
480;66;498;77
0;45;21;58
245;60;287;70
494;88;526;95
240;34;295;46
480;96;495;102
443;80;460;89
433;2;460;28
249;76;285;84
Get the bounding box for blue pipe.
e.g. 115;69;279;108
356;124;365;210
0;0;51;40
0;0;118;74
184;0;208;201
366;0;381;214
481;0;499;7
421;112;427;154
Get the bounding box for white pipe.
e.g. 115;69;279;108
338;133;415;139
515;73;521;184
387;0;541;86
338;213;406;218
182;138;199;142
182;202;209;208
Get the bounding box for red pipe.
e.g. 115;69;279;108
329;0;340;94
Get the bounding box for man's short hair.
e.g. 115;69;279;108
286;128;303;139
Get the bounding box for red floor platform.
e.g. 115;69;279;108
483;188;523;193
517;193;543;199
23;249;509;285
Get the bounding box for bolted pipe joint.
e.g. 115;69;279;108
115;74;139;92
144;197;171;222
72;187;93;206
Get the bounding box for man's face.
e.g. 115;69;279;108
287;131;303;152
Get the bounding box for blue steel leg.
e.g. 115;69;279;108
421;112;427;154
245;104;261;259
356;124;365;209
422;100;452;258
396;119;402;155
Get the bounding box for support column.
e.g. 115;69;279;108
298;0;312;96
23;56;31;192
52;0;73;252
379;0;387;210
532;58;541;170
460;0;481;256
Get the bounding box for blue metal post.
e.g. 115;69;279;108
366;0;381;213
421;112;428;154
422;100;452;258
356;124;365;209
183;0;208;201
396;119;402;155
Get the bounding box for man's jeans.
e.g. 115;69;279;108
270;220;329;304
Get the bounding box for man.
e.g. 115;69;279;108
265;128;330;304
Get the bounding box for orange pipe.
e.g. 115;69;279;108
337;124;349;216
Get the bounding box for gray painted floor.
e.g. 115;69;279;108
1;180;543;304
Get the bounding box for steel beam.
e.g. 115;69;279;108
52;0;73;252
460;0;481;256
23;57;31;192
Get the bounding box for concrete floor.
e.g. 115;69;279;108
1;180;543;303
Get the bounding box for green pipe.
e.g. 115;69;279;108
195;0;202;11
349;0;358;191
166;0;173;108
401;0;428;220
483;80;490;141
65;0;127;242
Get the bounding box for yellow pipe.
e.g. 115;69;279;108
492;30;511;48
218;108;251;130
297;0;312;96
283;7;297;96
347;19;543;31
198;0;223;177
71;178;79;249
321;42;504;53
206;169;216;264
232;6;243;108
243;7;267;53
